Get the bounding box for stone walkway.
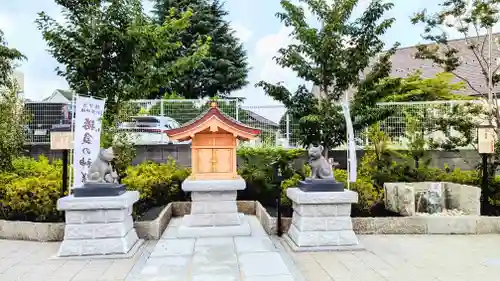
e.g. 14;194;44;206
0;239;156;281
131;215;303;281
287;234;500;281
0;228;499;281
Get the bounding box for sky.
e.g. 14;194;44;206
0;0;481;121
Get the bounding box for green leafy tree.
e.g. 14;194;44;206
409;0;496;153
376;70;476;143
257;0;399;156
0;29;26;171
0;30;26;90
151;0;249;98
36;0;210;128
411;0;500;213
411;0;499;126
379;71;475;102
359;124;402;189
281;69;475;146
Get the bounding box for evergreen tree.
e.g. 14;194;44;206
37;0;209;126
152;0;249;99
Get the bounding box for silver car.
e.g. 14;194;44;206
117;116;185;145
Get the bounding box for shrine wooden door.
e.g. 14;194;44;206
192;133;236;179
196;149;213;174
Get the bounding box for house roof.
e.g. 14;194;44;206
388;33;500;96
244;110;279;128
165;101;261;141
313;32;500;98
43;89;74;102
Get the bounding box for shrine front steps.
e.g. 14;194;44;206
177;213;252;238
178;177;252;238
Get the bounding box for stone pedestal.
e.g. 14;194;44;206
56;191;141;257
284;188;363;251
177;176;251;237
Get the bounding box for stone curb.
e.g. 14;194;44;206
2;201;499;241
0;204;174;242
0;201;257;242
254;201;500;235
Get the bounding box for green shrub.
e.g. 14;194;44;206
237;146;306;206
334;169;379;216
121;158;190;217
488;176;500;215
276;164;379;217
437;168;480;185
0;156;64;222
278;164;311;207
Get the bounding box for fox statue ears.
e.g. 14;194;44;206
307;144;324;152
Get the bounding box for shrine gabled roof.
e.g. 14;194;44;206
165;102;261;140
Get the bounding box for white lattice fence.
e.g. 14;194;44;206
22;99;485;147
367;100;484;148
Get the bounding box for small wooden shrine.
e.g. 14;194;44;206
165;101;260;180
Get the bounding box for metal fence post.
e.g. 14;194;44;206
286;113;290;144
160;99;164;117
235;99;239;121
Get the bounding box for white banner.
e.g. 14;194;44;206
341;102;357;182
72;96;106;188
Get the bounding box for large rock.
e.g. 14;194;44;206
384;182;481;216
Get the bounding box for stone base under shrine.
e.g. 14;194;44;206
284;188;363;252
178;177;251;238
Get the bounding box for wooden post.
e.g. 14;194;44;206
62;149;69;197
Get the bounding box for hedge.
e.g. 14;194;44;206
0;147;498;222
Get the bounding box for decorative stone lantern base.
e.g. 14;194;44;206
56;191;142;257
177;176;251;238
284;188;363;252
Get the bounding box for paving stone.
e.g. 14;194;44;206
7;216;499;281
238;252;290;278
137;256;190;280
191;274;239;281
245;275;296;281
194;237;235;254
161;224;179;239
150;238;195;257
234;236;276;253
191;249;238;276
20;265;59;280
72;269;109;281
178;214;252;238
300;269;333;281
99;260;135;280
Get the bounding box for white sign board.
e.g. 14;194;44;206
50;131;74;150
478;127;495;154
341;102;357;182
72;96;105;188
